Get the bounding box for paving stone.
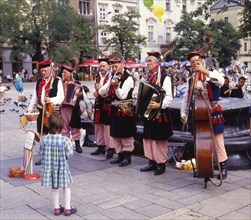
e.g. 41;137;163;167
187;197;243;218
152;207;191;220
153;197;185;210
217;188;251;206
135;203;172;218
102;206;147;219
74;203;105;216
218;211;251;220
0;205;47;219
84;212;111;219
122;198;152;210
98;195;137;209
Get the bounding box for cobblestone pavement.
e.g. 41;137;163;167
0;82;250;219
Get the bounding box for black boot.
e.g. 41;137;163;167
90;145;105;155
119;152;131;167
154;163;166;175
35;159;41;166
106;148;115;159
75;140;82;153
110;152;124;164
218;160;227;180
140;160;157;172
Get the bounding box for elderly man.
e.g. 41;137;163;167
180;51;228;179
90;58;114;159
100;57;136;167
140;52;173;175
60;64;83;153
27;60;64;165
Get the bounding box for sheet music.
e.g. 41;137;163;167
25;131;35;150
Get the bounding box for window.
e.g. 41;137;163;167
100;7;107;20
224;17;228;22
166;0;171;11
55;0;68;6
101;32;107;45
182;0;187;12
148;25;154;41
114;9;119;14
166;27;171;42
244;42;247;51
79;0;90;15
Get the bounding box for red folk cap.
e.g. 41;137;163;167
147;51;162;61
97;57;110;64
61;64;74;72
186;50;203;61
109;57;122;64
38;60;52;68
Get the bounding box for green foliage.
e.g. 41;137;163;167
100;9;147;60
173;12;241;67
209;20;241;67
173;13;205;60
0;0;95;64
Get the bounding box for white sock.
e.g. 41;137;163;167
64;188;71;209
51;188;60;209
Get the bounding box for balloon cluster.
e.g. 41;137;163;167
143;0;164;22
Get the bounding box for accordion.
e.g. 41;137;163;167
62;83;81;106
135;82;166;121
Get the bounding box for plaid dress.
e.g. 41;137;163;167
39;134;73;188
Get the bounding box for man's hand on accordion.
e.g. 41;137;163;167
147;101;160;110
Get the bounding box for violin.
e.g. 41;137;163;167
42;78;55;127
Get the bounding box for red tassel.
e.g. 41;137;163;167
122;112;126;117
163;114;168;122
157;116;162;123
117;111;120;117
95;110;100;123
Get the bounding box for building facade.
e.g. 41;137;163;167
210;0;251;71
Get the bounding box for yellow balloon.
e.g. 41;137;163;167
153;5;164;21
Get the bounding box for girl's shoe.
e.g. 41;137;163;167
64;207;77;216
54;206;64;216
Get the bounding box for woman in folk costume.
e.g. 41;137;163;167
180;51;228;179
140;52;173;175
27;59;64;166
90;58;114;159
100;57;136;166
60;64;83;153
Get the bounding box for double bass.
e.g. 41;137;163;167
186;35;219;188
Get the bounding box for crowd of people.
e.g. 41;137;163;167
13;53;248;216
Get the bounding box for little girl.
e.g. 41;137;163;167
39;114;77;216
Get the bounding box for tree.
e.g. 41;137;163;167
0;0;95;64
172;13;206;60
173;12;241;67
209;20;241;67
190;0;251;37
100;9;147;60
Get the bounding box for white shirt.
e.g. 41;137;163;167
28;77;64;111
180;69;224;118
